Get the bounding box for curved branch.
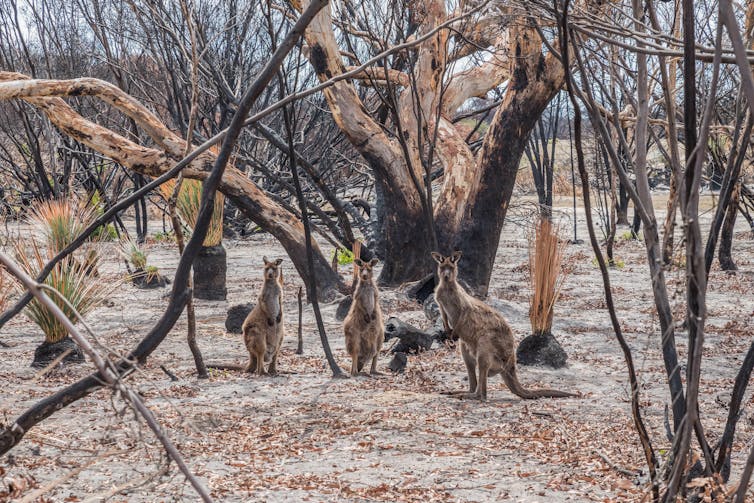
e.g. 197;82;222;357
443;34;510;115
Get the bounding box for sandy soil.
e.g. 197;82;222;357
1;199;754;502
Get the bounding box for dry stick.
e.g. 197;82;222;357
718;0;754;116
81;462;170;503
631;0;690;440
272;6;343;378
18;448;123;503
296;286;303;355
0;0;329;457
704;112;751;276
718;340;754;479
570;37;687;438
168;175;208;377
170;0;207;379
718;2;754;499
666;15;723;502
710;0;754;273
558;1;659;500
0;252;213;502
651;0;683;267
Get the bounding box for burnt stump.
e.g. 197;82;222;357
516;331;568;368
226;303;254;333
32;337;85;368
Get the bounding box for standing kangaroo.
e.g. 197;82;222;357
432;251;576;400
243;257;285;376
343;258;384;376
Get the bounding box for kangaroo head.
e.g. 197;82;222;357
431;251;462;282
354;258;379;283
262;256;283;282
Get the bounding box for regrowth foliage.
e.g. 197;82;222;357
15;241;108;344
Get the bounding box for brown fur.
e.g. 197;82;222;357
343;258;384;376
432;251;576;400
242;257;285;375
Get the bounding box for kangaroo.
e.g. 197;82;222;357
343;258;384;376
432;251;576;400
242;257;285;376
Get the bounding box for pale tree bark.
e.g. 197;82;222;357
0;72;344;298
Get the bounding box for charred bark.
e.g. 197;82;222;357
719;182;740;271
441;24;563;296
373;174;433;285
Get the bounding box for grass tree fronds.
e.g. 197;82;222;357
528;216;569;335
27;198;99;253
15;240;110;344
159;178;224;247
119;237;149;271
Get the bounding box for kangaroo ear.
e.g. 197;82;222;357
431;252;444;264
275;258;283;266
354;258;365;267
368;258;379;267
263;255;269;265
450;250;462;263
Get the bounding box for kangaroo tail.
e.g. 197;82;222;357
502;368;577;399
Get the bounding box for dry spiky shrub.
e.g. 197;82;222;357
159;179;224;247
528;217;569;335
15;240;110;344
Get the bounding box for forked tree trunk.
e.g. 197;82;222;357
301;5;562;295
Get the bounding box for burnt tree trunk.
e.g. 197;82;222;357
440;24;563;296
617;181;630;225
193;244;227;300
719;182;740;271
301;4;562;296
372;175;434;285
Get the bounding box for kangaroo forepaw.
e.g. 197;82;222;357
267;318;274;326
363;314;371;324
276;313;282;323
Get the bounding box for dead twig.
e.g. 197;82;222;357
18;448;124;503
594;450;640;478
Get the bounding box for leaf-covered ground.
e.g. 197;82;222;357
2;200;753;502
